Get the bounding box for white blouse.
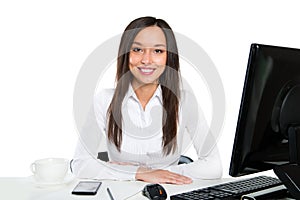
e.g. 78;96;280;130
71;84;222;181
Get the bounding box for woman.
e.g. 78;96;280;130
72;16;222;184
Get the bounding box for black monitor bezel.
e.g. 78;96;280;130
229;43;300;177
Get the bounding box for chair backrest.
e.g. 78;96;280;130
178;155;193;165
97;151;109;162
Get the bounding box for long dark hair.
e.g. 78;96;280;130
107;16;180;155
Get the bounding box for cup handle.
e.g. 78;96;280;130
30;163;36;174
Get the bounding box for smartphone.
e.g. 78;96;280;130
71;181;102;195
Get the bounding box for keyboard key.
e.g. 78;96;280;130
170;176;283;200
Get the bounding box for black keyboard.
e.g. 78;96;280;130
170;176;286;200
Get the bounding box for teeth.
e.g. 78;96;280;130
140;68;154;73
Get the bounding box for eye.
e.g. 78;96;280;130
131;47;143;52
154;49;165;54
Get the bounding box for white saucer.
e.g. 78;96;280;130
31;173;75;187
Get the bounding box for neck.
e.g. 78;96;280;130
132;82;159;109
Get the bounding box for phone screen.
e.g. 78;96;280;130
72;181;102;195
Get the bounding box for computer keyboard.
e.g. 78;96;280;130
170;176;286;200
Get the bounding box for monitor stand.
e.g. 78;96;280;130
288;126;300;165
273;125;300;199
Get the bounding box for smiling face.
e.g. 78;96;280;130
129;26;167;88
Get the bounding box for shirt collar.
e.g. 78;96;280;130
153;85;163;103
124;83;163;104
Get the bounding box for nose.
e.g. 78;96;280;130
141;50;152;65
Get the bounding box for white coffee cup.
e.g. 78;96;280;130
30;158;69;183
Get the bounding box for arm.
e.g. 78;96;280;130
167;90;223;179
71;89;139;181
167;145;223;180
71;140;139;180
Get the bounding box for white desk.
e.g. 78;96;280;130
0;172;291;200
0;175;235;200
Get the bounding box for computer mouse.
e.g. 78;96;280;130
142;183;167;200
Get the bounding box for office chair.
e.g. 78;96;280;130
97;152;193;165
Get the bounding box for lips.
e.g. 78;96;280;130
137;67;156;75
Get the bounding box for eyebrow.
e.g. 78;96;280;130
132;41;166;48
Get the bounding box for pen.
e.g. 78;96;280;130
107;187;115;200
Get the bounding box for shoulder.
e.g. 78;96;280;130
94;88;115;110
95;88;115;99
179;87;203;120
180;88;198;106
94;88;114;100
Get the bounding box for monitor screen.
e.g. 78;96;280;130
229;43;300;177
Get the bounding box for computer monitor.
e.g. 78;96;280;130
229;43;300;177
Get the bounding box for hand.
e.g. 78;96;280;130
135;167;192;185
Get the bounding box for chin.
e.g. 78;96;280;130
136;80;159;87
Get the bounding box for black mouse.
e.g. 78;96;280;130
142;183;167;200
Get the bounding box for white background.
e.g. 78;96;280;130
1;0;300;177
